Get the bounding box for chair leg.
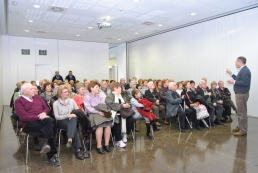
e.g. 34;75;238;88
131;122;135;143
25;134;29;165
177;116;182;132
57;129;62;158
185;117;193;130
16;121;19;136
110;132;115;148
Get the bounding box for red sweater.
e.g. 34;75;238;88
73;95;84;111
15;95;50;127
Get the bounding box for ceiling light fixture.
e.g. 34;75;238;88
88;27;93;29
119;8;123;11
25;30;29;32
117;39;121;40
33;5;40;8
76;35;80;36
191;13;196;16
29;20;33;22
158;24;162;26
135;32;139;34
132;0;140;2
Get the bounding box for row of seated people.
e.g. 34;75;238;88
11;76;236;166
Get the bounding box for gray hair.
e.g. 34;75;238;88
76;84;84;93
20;83;32;95
237;56;246;64
147;81;154;88
168;82;176;89
130;81;136;87
199;80;205;85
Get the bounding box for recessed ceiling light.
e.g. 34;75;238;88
29;20;33;22
119;8;123;11
135;32;139;34
117;39;121;40
12;1;18;5
191;13;196;16
106;16;111;18
158;24;162;26
133;0;140;2
76;35;80;36
88;27;93;29
33;5;40;8
25;30;29;32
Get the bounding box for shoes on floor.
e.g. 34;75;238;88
234;131;247;136
196;125;202;131
104;145;111;152
96;147;104;154
46;157;60;166
214;119;223;125
233;126;240;132
146;133;154;140
40;144;50;154
75;150;85;159
122;134;127;143
153;126;162;132
155;122;161;126
135;128;139;132
162;120;169;125
115;140;126;148
66;141;72;148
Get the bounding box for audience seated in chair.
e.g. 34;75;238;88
99;80;111;99
84;80;90;96
73;84;85;111
145;81;168;125
65;70;76;83
130;89;162;139
218;80;237;113
159;79;169;107
53;85;84;160
15;83;59;166
41;82;55;108
52;71;63;82
84;81;113;154
127;81;137;100
105;82;135;148
210;81;232;123
196;80;223;126
139;79;148;96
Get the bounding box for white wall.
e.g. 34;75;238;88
117;43;127;81
128;8;258;117
1;36;109;105
0;35;3;119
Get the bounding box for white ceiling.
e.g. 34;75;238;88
5;0;258;45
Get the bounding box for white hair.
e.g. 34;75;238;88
168;82;176;89
147;81;153;88
20;83;33;95
130;81;136;87
199;80;205;85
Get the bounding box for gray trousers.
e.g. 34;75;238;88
235;92;249;133
152;104;166;119
57;117;82;150
207;103;223;121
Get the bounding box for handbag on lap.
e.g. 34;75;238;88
120;107;135;119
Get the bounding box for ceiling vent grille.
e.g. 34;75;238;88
36;30;47;34
47;6;68;13
141;21;155;25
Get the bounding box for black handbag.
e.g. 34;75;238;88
120;107;135;118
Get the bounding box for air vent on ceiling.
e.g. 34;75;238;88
47;6;68;13
36;30;47;34
141;21;155;25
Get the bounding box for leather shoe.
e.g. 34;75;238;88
146;133;154;140
233;126;240;132
155;122;161;126
153;126;162;132
96;147;105;154
135;128;139;132
234;131;247;136
104;145;111;152
66;141;72;148
179;128;185;133
214;119;223;125
75;150;84;160
162;120;169;125
34;142;41;151
196;126;202;131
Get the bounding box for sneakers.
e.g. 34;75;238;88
46;157;60;166
146;133;154;140
234;131;247;136
233;126;240;132
40;144;51;154
115;140;126;148
122;134;127;143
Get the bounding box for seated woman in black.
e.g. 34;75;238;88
182;81;202;131
210;81;232;123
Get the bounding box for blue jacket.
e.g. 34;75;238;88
166;90;182;116
232;66;251;93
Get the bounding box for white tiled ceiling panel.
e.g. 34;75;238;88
6;0;258;44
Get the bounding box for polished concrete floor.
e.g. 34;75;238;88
0;106;258;173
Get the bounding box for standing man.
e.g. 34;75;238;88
52;71;63;82
226;56;251;136
65;70;76;82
